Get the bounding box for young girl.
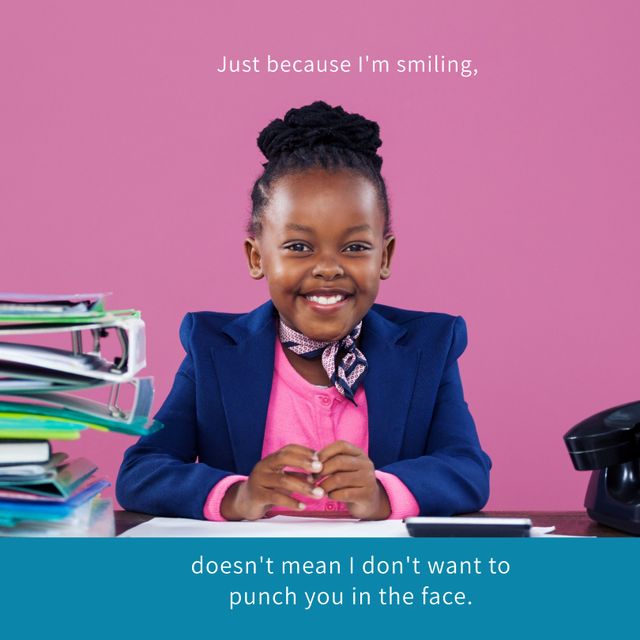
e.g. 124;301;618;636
116;101;491;521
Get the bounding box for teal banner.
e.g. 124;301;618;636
1;538;637;637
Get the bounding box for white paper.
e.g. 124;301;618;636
119;516;562;538
120;515;409;537
530;526;556;536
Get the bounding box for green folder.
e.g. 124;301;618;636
0;401;162;436
0;308;139;325
0;428;82;440
0;412;84;440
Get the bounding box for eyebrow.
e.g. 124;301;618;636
285;223;373;233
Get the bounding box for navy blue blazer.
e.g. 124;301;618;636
116;300;491;519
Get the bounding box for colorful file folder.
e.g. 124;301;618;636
0;292;160;534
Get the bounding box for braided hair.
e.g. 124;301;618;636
248;101;391;237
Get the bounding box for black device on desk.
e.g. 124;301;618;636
564;400;640;535
405;517;532;537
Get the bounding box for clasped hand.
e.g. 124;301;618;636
220;441;391;521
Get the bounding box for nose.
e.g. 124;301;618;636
312;253;344;279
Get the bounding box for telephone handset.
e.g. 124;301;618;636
564;400;640;535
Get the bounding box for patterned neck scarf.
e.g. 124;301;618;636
278;317;368;405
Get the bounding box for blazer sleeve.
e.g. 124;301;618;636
115;313;235;519
379;316;491;515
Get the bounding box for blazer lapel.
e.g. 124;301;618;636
361;307;421;468
211;300;277;475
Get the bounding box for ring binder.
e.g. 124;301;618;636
0;293;161;534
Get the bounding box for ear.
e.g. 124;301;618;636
244;237;264;279
380;235;395;280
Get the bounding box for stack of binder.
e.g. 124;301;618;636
0;293;161;536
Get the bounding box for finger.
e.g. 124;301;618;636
291;471;319;486
324;487;370;504
320;454;371;477
276;444;318;458
267;443;318;466
263;489;309;512
319;470;367;495
264;470;325;499
239;484;307;520
287;471;315;483
317;440;363;464
265;447;322;474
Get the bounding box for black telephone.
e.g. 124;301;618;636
564;400;640;535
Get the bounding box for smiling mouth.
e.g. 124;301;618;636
304;294;349;306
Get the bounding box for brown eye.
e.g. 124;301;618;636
344;244;370;252
285;243;311;252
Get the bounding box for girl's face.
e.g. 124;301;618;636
245;168;395;341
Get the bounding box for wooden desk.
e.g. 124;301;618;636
115;510;633;537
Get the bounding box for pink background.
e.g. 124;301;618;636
1;1;638;511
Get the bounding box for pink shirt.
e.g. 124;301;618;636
203;337;420;521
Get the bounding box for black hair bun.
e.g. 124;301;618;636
258;100;382;164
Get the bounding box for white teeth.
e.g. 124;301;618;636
305;295;345;305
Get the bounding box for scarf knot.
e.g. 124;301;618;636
278;318;368;405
